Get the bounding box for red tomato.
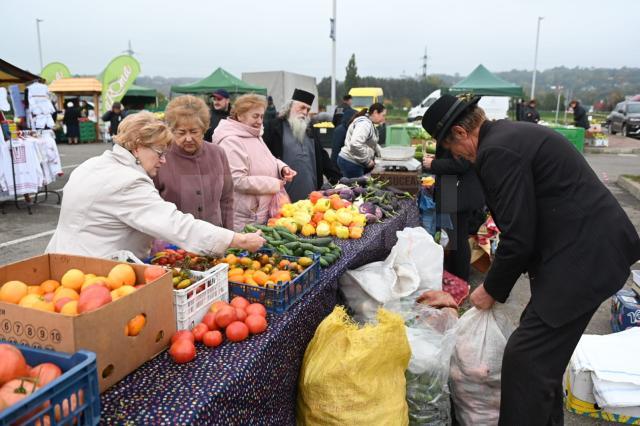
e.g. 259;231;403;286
169;339;196;364
225;321;249;342
202;330;223;348
245;303;267;318
30;363;62;387
171;330;195;345
192;323;208;342
245;314;268;335
230;296;250;310
215;306;238;329
0;344;29;386
201;312;219;331
210;300;229;313
235;307;248;322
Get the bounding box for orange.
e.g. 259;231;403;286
107;264;136;289
228;267;244;276
81;276;109;292
127;314;146;336
111;285;136;301
0;281;28;304
40;279;60;293
252;271;268;286
61;269;85;291
19;294;43;308
53;287;80;303
27;286;45;296
224;254;238;266
228;274;245;284
82;274;96;284
239;257;252;267
33;300;55;313
250;261;261;270
60;301;78;316
246;277;258;286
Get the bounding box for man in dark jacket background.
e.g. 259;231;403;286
263;88;341;201
522;99;540;123
102;102;123;137
332;94;356;127
422;94;640;426
570;100;590;129
204;89;231;142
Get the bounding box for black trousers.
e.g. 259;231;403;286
498;303;597;426
445;211;471;281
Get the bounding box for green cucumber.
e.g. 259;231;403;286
280;232;299;242
319;257;329;267
244;224;259;233
305;237;333;247
284;241;300;249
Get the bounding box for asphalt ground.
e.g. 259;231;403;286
1;139;639;425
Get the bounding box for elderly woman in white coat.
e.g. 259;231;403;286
46;112;264;259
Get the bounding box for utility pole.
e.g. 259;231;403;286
530;16;544;100
330;0;337;110
36;18;44;71
124;40;135;56
421;46;428;79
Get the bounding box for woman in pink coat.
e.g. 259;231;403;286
213;94;297;231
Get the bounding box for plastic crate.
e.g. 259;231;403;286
174;263;229;330
385;124;412;146
108;251;228;330
228;254;320;314
0;344;100;426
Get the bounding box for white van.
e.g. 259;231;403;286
407;89;510;122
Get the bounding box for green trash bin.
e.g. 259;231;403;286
385;124;411;146
548;125;584;153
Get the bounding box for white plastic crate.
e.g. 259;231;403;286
174;263;229;330
108;251;229;330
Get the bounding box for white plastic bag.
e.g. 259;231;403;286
340;227;444;323
449;301;517;426
385;299;458;425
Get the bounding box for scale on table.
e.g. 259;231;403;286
377;146;422;171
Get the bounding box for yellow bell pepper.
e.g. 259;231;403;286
316;221;331;237
351;213;367;227
349;226;364;239
293;211;312;227
323;209;337;223
336;209;353;226
313;198;331;213
335;225;350;239
301;223;316;237
276;217;298;234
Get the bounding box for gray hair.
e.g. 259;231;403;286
278;100;293;119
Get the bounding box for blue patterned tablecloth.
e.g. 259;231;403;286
99;200;420;425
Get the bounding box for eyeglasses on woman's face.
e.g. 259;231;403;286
148;146;168;159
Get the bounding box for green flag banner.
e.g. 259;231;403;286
41;62;71;84
99;55;141;115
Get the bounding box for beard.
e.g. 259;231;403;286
287;114;309;143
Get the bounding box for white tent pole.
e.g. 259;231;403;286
330;0;337;110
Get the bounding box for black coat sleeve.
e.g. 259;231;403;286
428;157;472;175
316;140;342;186
477;147;537;302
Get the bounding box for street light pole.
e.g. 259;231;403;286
530;16;543;100
553;86;563;123
36;18;44;72
330;0;337;110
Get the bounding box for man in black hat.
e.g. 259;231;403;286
263;88;341;202
422;94;640;425
204;89;231;142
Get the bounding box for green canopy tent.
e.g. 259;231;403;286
170;67;267;95
121;84;158;108
448;64;524;97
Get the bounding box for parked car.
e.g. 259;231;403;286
407;89;510;122
606;101;640;138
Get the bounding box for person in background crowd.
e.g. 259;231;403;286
330;122;347;169
522;99;540;123
63;101;81;144
204;89;231;142
332;94;356;127
263;88;341;202
102;102;123;136
213;94;297;231
515;99;526;121
79;100;89;118
154;95;234;230
46;111;265;259
264;95;277;124
569;100;590;130
422;145;484;281
422;94;640;425
337;103;386;178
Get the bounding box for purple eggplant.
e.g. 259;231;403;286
352;186;367;196
375;206;384;220
358;202;377;215
364;213;379;224
339;188;354;200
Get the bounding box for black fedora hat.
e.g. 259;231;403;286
421;94;481;142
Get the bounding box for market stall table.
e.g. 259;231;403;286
100;199;419;425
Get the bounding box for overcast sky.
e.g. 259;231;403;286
4;0;640;80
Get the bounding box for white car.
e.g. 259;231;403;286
408;89;510;122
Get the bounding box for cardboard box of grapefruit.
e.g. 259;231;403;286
0;254;176;392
